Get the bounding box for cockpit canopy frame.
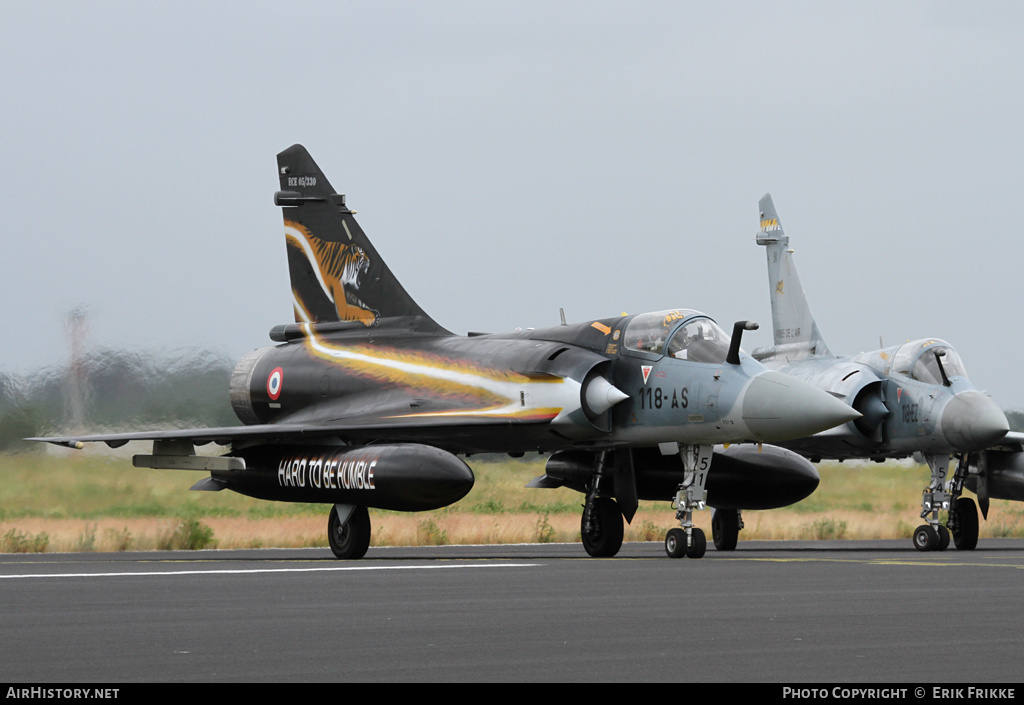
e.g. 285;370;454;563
622;309;733;364
890;338;968;385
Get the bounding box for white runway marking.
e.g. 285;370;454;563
0;563;539;580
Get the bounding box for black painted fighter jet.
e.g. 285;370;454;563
34;146;858;559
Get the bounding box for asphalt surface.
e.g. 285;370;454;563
2;539;1023;683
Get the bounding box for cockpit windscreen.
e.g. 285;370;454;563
623;310;696;354
621;309;730;364
892;340;968;384
666;318;731;364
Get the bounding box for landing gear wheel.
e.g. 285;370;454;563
952;497;979;550
665;527;706;558
665;528;687;558
712;509;739;551
913;524;938;552
936;525;950;551
581;497;623;558
328;505;371;560
686;528;707;558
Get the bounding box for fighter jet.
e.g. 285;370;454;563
31;146;858;560
748;193;1020;552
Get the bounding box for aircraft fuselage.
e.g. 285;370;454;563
229;311;851;457
757;341;1007;461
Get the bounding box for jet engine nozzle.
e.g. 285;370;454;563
940;391;1008;451
741;371;861;442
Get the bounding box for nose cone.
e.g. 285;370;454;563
585;376;630;416
742;371;861;442
940;391;1008;451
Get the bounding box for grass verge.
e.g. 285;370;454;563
2;449;1023;553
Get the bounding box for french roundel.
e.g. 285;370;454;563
267;367;284;400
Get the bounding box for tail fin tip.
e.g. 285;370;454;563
274;145;446;334
758;193;783;234
755;194;831;358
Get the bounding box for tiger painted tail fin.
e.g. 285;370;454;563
753;193;832;361
274;144;448;334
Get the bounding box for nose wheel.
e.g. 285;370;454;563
665;527;706;558
912;523;949;552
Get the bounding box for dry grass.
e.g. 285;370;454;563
5;503;1024;554
3;450;1024;553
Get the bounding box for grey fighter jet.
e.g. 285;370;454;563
30;147;859;560
748;193;1019;552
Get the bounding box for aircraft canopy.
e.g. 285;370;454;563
623;310;731;363
891;339;968;384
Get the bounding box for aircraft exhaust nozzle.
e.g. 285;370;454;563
741;371;861;442
584;376;630;416
940;391;1008;451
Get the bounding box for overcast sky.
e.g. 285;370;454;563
3;1;1023;408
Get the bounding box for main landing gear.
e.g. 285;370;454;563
581;496;625;557
711;508;742;551
580;451;625;557
664;445;712;559
913;454;979;552
574;445;732;559
328;504;371;559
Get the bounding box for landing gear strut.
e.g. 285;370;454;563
580;451;624;557
947;453;979;550
914;454;952;552
914;453;978;552
665;445;712;558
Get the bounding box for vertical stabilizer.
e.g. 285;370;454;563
755;194;831;357
275;144;448;334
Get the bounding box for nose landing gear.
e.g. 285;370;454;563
665;445;712;559
913;453;979;552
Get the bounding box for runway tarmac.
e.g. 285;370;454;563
2;539;1023;683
